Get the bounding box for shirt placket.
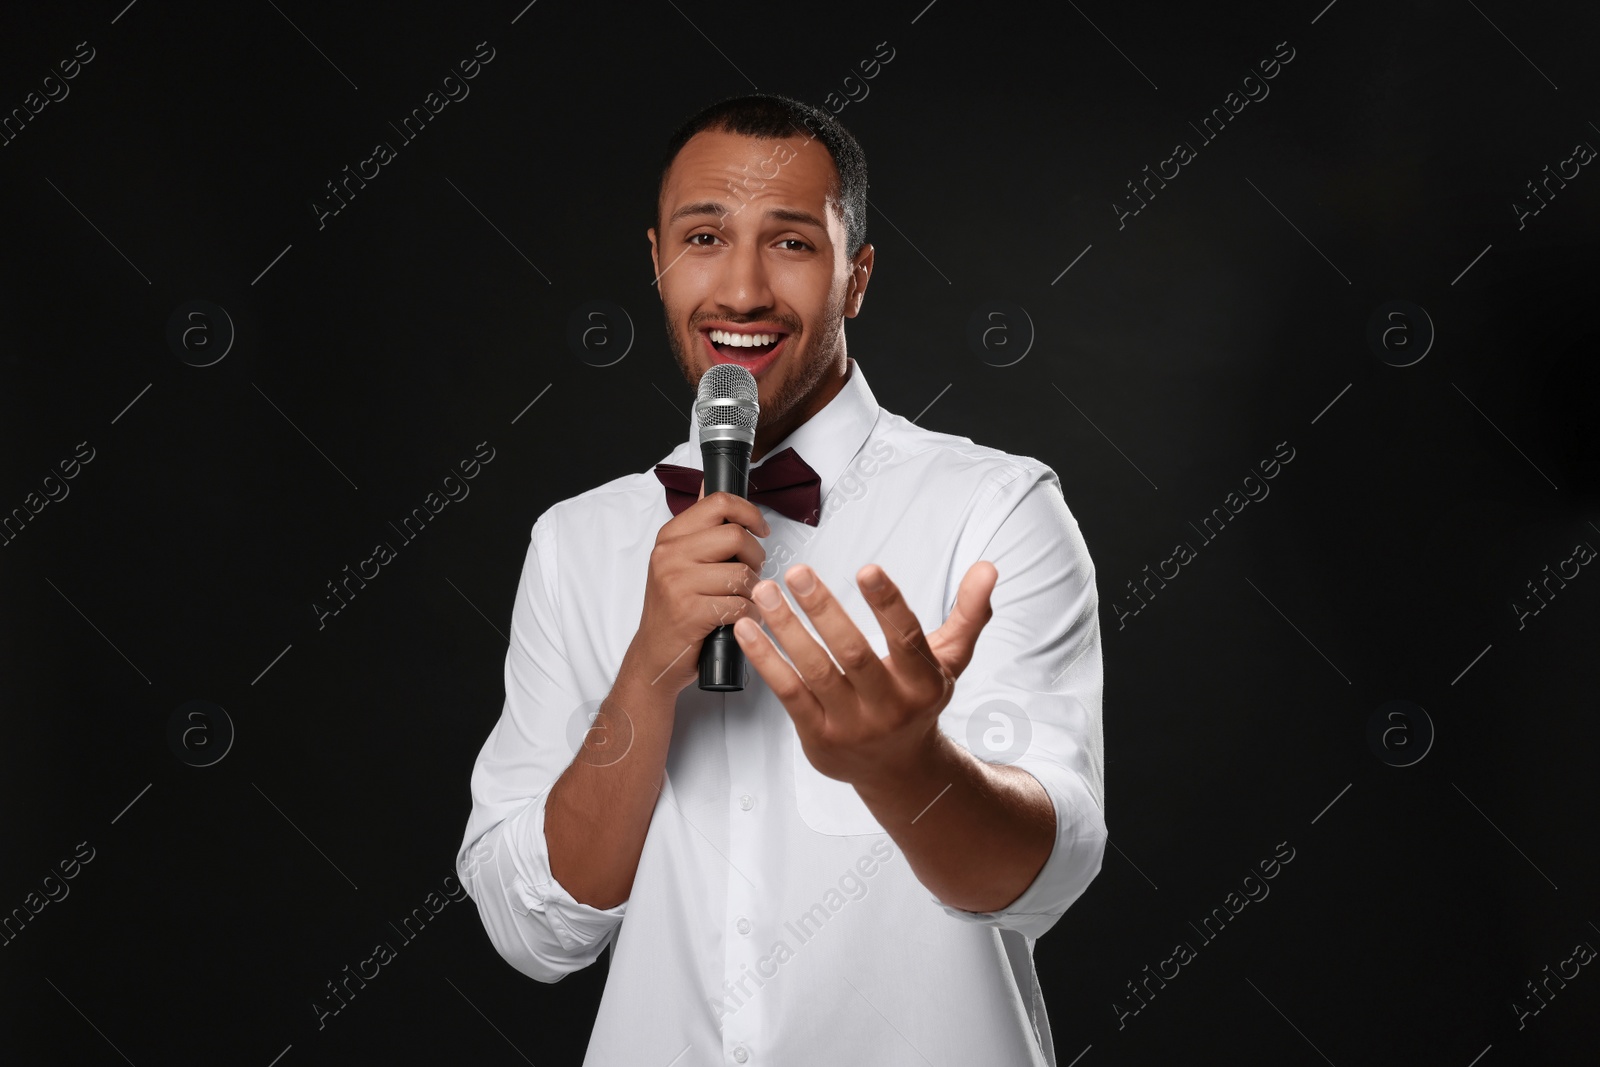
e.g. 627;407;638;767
721;688;768;1065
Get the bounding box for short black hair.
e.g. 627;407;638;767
657;93;869;259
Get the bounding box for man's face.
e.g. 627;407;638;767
650;128;873;459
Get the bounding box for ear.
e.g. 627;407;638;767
843;243;874;319
648;227;662;298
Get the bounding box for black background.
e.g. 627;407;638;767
2;1;1597;1064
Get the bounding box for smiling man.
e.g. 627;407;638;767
649;115;869;464
458;93;1107;1066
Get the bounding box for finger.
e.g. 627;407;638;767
714;564;765;628
783;564;892;706
710;592;763;630
732;614;819;739
674;488;770;538
925;560;998;678
684;561;763;601
663;512;765;569
750;575;853;730
733;615;823;729
675;522;767;574
854;564;945;694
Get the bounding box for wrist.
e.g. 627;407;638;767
617;640;689;711
853;725;952;804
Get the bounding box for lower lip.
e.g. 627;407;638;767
703;332;787;377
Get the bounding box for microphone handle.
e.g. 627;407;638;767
699;441;753;691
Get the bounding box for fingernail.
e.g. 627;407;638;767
754;582;782;609
787;567;815;596
860;567;884;592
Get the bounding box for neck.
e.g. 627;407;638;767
751;357;850;463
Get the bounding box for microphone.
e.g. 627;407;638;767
694;362;760;691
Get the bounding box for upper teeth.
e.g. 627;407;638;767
710;329;778;347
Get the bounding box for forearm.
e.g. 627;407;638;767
544;652;678;909
853;729;1055;914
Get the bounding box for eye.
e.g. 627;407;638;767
688;232;720;246
777;238;812;252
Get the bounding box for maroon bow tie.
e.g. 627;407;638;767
654;446;822;526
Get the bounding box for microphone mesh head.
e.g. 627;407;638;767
695;362;759;444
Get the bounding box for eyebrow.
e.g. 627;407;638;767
668;201;829;231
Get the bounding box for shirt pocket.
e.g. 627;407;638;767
788;604;891;837
792;741;886;836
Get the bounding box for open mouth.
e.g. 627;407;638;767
706;328;784;356
701;327;790;374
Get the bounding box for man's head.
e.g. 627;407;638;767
649;93;874;461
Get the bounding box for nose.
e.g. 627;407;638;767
712;239;775;318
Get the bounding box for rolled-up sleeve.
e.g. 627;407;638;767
456;509;627;983
928;462;1107;942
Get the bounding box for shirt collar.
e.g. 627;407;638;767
661;357;881;506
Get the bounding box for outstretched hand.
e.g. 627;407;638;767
733;560;998;790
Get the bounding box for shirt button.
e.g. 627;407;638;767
733;1047;749;1063
736;917;751;935
738;793;754;811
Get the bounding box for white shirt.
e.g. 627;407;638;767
457;357;1107;1066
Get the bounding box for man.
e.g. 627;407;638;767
457;93;1106;1066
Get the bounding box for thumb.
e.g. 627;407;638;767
698;476;705;502
933;560;998;676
